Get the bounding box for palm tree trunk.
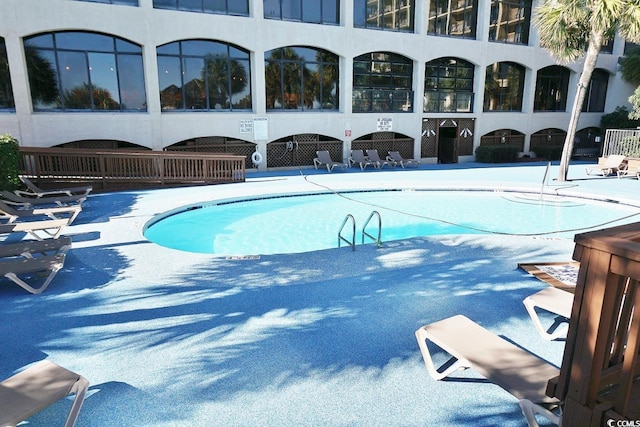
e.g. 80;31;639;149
557;31;604;181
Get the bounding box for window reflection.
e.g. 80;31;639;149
582;69;609;113
483;61;524;111
264;0;340;24
354;0;414;32
24;31;147;111
428;0;477;39
0;37;15;110
488;0;531;45
157;40;252;111
534;66;569;112
353;52;413;112
424;57;474;113
153;0;249;15
265;46;339;111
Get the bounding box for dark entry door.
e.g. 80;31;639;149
438;127;458;163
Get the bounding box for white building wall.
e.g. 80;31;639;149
0;0;634;164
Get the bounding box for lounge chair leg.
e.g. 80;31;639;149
518;399;561;427
415;326;470;380
64;376;90;427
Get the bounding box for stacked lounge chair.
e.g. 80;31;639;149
0;178;88;293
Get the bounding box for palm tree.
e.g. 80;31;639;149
534;0;640;181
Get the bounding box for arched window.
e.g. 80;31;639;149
157;40;252;111
353;52;413;113
0;37;14;110
424;57;474;113
582;69;609;113
428;0;477;39
483;62;525;112
534;66;570;112
354;0;414;32
24;31;147;111
265;46;338;111
488;0;531;45
153;0;248;15
264;0;339;24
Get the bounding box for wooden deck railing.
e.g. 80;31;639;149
548;222;640;425
18;147;245;192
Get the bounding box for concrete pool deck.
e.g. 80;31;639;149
2;160;639;426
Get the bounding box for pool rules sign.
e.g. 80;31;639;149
377;118;392;131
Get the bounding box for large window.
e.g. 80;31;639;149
534;66;570;112
488;0;531;45
24;32;146;111
264;0;339;24
428;0;477;39
582;69;609;113
483;62;525;112
424;57;474;113
158;40;251;111
354;0;414;32
0;38;15;110
264;46;338;111
353;52;413;113
153;0;249;15
76;0;138;5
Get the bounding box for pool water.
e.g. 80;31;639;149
143;190;640;255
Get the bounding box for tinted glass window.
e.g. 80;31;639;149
483;61;525;111
157;40;252;112
353;52;413;113
534;66;570;112
265;46;339;111
0;38;15;110
153;0;249;15
354;0;414;32
24;31;147;111
424;57;474;113
265;0;339;24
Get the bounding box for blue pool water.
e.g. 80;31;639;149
143;190;640;255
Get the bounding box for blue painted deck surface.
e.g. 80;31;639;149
2;161;639;426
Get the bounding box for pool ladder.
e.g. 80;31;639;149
338;211;382;251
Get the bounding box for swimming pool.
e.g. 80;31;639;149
143;189;640;255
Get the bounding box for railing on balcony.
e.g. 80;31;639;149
18;147;245;192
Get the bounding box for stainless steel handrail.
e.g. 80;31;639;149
338;214;356;251
362;210;382;247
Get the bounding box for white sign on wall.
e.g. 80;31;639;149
240;120;253;134
253;117;268;140
377;118;392;131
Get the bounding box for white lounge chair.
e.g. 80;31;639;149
386;151;420;168
349;150;377;170
1;190;87;208
0;237;71;294
585;155;627;176
17;176;92;198
0;360;89;427
0;200;82;226
415;315;561;427
313;151;347;172
365;149;391;168
0;218;71;240
523;287;573;340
